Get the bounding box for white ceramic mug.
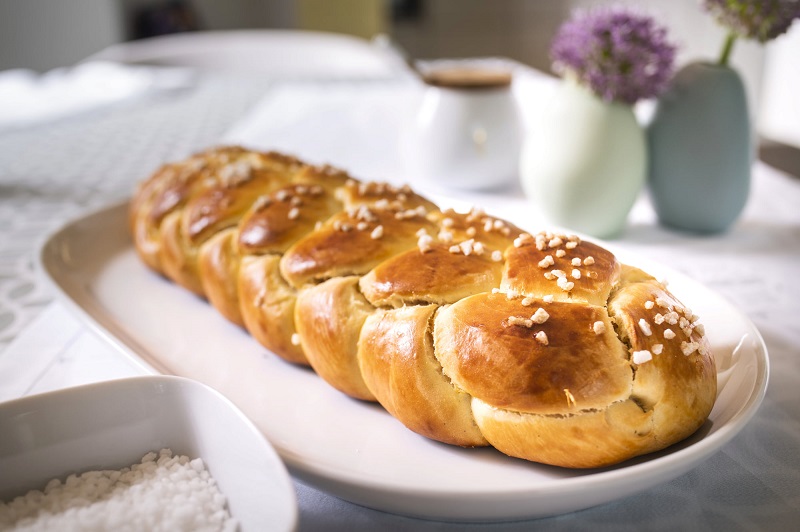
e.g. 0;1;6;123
403;68;523;191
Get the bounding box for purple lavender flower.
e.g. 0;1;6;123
550;8;677;105
703;0;800;42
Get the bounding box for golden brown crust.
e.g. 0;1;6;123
428;208;525;249
471;268;717;468
280;207;437;288
358;209;521;308
158;210;204;295
238;255;307;365
472;397;659;468
199;172;351;334
294;276;376;401
359;245;503;307
608;269;717;446
435;293;630;414
335;180;437;212
237;184;343;255
129;163;192;273
129;152;216;274
359;305;488;447
130;147;718;469
198;228;244;325
132;147;305;296
501;234;620;306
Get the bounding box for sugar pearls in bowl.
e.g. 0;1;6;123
0;376;297;531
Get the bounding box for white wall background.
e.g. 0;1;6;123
758;23;800;147
0;0;795;144
0;0;297;72
391;0;767;119
0;0;124;71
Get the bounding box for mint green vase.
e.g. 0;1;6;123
520;78;646;239
647;62;752;233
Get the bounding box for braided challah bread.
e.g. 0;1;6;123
130;146;717;468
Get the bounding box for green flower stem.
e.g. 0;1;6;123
719;32;737;66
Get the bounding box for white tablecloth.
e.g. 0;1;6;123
1;68;798;530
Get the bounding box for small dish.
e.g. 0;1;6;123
0;375;297;531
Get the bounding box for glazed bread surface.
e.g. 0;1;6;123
130;146;717;468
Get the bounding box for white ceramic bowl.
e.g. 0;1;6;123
0;376;297;531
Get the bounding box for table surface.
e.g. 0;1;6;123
1;67;798;531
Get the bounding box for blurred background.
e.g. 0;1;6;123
0;1;769;80
0;0;797;170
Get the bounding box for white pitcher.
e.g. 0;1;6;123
404;68;523;191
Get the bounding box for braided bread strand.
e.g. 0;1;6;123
130;147;716;468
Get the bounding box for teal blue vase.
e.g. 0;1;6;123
646;62;752;233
